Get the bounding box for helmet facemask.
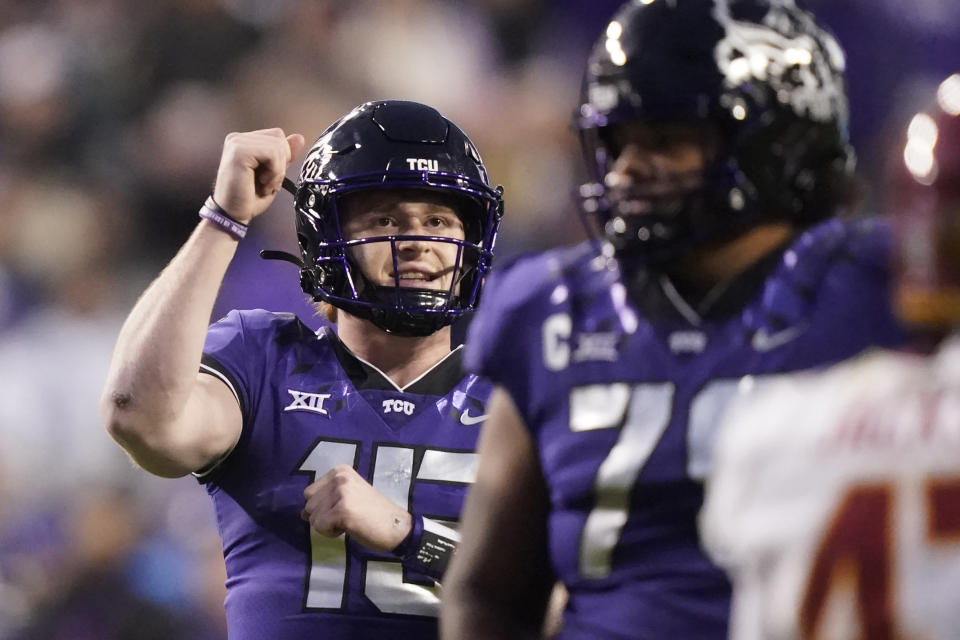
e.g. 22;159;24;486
296;180;499;336
580;120;730;266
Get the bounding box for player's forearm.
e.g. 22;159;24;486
440;479;553;639
100;221;237;446
440;524;553;639
441;389;556;638
442;584;548;640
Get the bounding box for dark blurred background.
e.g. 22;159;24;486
0;1;956;637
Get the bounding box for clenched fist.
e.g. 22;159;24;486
212;128;306;224
301;464;413;552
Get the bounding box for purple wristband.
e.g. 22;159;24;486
199;196;248;240
391;515;456;580
392;513;424;559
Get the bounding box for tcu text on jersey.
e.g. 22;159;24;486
199;310;491;640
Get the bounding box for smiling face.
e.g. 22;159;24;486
340;188;468;294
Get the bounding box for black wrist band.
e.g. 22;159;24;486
393;515;458;580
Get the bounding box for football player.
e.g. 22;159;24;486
441;1;907;638
100;100;503;639
702;73;960;640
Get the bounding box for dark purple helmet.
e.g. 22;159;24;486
290;100;504;336
577;0;854;265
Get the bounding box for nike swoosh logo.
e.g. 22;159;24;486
751;324;807;352
460;410;488;426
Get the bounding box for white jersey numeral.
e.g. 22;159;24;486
298;441;473;616
573;376;779;580
300;440;357;609
573;383;675;579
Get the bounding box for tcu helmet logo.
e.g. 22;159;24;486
405;158;439;171
382;399;416;416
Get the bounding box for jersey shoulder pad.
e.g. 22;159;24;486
202;309;324;406
481;243;599;317
838;215;893;269
206;309;322;351
787;216;891;288
749;216;896;333
465;242;599;386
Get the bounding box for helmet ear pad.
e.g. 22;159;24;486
299;264;348;302
298;267;318;299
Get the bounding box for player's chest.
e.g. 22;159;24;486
533;331;800;490
224;383;486;523
265;377;479;436
532;298;874;465
243;380;486;487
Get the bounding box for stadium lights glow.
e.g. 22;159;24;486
937;73;960;116
904;112;939;185
908;112;939;147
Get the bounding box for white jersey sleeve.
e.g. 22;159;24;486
701;337;960;640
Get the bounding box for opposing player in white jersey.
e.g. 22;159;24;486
701;73;960;640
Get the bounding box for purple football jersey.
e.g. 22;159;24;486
199;310;491;640
465;217;907;639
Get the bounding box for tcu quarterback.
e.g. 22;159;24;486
442;1;907;639
101;101;503;639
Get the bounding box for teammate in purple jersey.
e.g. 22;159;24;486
442;1;909;639
100;100;504;639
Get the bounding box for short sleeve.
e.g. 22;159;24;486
464;260;540;424
200;309;294;425
201;310;254;417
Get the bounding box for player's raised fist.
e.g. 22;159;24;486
212;128;306;224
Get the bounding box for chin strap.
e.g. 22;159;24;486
259;177;301;266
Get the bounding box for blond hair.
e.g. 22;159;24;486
313;299;338;323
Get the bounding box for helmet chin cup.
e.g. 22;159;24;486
365;286;457;336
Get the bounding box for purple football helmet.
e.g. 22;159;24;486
577;0;854;266
282;100;504;336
